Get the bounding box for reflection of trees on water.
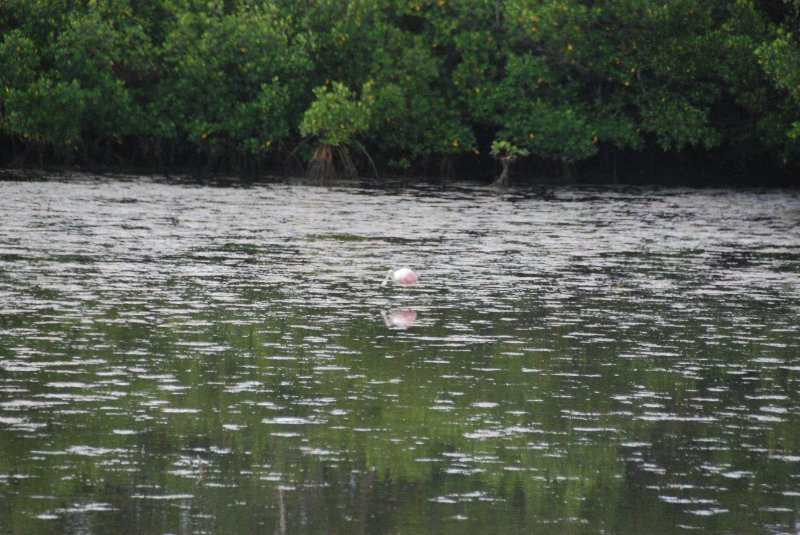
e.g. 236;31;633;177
2;185;800;534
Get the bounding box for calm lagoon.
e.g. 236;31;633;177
1;175;799;534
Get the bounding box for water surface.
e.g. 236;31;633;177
1;174;799;534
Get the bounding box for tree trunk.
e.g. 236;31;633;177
561;161;576;183
492;156;514;188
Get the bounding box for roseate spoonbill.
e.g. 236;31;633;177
381;267;419;287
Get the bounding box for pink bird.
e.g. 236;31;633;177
382;267;419;287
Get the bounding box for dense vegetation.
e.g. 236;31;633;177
1;0;800;183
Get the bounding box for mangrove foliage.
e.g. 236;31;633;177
1;0;800;183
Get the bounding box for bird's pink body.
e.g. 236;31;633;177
382;267;419;287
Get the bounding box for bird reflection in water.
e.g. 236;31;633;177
381;308;418;329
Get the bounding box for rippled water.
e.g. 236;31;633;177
1;174;799;534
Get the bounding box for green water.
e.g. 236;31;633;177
0;176;799;534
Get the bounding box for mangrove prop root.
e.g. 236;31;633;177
307;143;360;182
